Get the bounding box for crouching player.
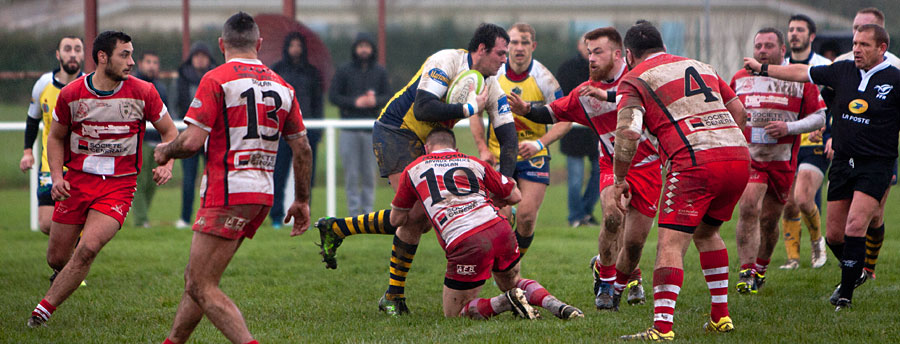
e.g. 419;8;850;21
390;128;583;320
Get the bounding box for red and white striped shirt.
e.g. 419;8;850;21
53;73;167;176
186;58;307;207
392;149;516;250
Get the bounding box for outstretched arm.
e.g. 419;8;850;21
743;58;812;83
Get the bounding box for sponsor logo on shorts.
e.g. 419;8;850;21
874;84;893;100
528;158;545;169
678;203;699;217
224;216;248;231
111;203;125;215
195;216;206;227
55;204;69;214
456;264;477;275
848;99;868;114
428;68;450;86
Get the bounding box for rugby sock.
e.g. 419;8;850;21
31;299;56;322
826;239;844;261
630;268;642;281
801;208;822;242
700;249;729;322
162;339;179;344
598;263;616;284
243;341;259;344
782;217;802;261
515;279;567;317
652;267;683;334
515;231;534;256
613;269;630;293
330;210;397;238
754;258;770;276
385;235;417;300
865;224;885;273
838;236;866;300
461;298;497;319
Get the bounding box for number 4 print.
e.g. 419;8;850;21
684;66;718;103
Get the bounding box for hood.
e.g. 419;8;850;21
178;41;218;79
351;32;377;65
281;31;311;66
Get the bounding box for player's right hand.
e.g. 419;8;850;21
507;92;529;115
743;57;761;73
610;180;631;212
19;153;34;173
51;178;71;201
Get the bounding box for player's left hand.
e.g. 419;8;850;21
152;165;172;185
764;121;789;139
286;201;311;237
518;140;541;158
743;57;762;73
153;142;170;165
809;127;825;143
578;85;608;101
507;92;530;115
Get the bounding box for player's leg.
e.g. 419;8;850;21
794;168;826;268
45;222;82;281
780;183;803;269
613;208;654;306
835;191;882;307
863;185;890;278
753;191;786;292
38;206;54;235
693;220;733;333
735;181;766;294
379;172;429;313
37;172;56;235
593;183;622;309
514;178;547;256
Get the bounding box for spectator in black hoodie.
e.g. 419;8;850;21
132;51;169;228
271;32;324;227
329;33;390;216
175;42;216;228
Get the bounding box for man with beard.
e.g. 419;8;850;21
508;26;659;311
469;23;570;258
21;36;85;236
329;32;390;217
779;14;832;270
27;31;178;328
271;32;323;227
731;28;826;295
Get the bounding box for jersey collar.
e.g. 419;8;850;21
431;148;457;154
51;67;83;89
504;59;533;82
857;57;892;92
85;73;122;97
228;58;263;65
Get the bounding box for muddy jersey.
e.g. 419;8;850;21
377;49;514;143
185;58;307;207
731;69;825;171
392;149;517;250
617;53;749;172
488;59;563;160
547;65;660;170
53;73;167;176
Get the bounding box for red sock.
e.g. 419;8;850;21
652;267;683;333
613;268;630;293
162;339;180;344
461;298;496;319
32;299;56;321
740;263;755;271
755;258;770;275
630;268;642;280
243;340;259;344
700;249;730;322
516;279;549;306
600;264;616;283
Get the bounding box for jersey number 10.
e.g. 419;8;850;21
420;167;480;203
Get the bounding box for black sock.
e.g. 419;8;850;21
826;239;844;262
865;224;885;272
515;231;534;255
838;236;866;300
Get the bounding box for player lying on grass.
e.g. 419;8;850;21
390;128;583;320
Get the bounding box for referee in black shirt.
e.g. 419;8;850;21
743;24;899;310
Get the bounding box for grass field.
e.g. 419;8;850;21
1;172;899;343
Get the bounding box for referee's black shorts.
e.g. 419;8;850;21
828;157;895;201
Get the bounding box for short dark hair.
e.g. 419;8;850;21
756;27;785;46
857;7;885;27
222;11;259;50
623;21;665;59
58;35;83;51
789;14;816;35
425;127;456;148
139;51;159;61
92;31;132;64
857;23;890;48
467;23;509;53
584;27;623;50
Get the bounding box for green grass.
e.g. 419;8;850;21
1;176;899;343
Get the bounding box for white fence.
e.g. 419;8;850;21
0;119;486;231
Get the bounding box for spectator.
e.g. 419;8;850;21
174;42;216;228
132;51;169;228
329;32;390;216
271;32;323;227
557;36;600;227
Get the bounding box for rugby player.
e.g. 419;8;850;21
27;31;178;328
509;27;657;310
391;128;582;320
468;22;570;257
780;14;832;270
157;13;312;344
20;35;84;236
731;27;825;294
613;22;750;340
314;23;517;316
744;23;900;310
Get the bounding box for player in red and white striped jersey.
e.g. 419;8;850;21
730;28;825;295
391;128;582;320
154;13;312;344
27;31;179;329
611;22;750;341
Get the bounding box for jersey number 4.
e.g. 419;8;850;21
684;67;718;103
420;167;480;203
240;88;282;141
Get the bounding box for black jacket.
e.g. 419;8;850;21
329;32;390;125
557;53;599;158
272;32;324;126
175;42;217;119
134;70;169;144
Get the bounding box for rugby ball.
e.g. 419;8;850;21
445;70;484;104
